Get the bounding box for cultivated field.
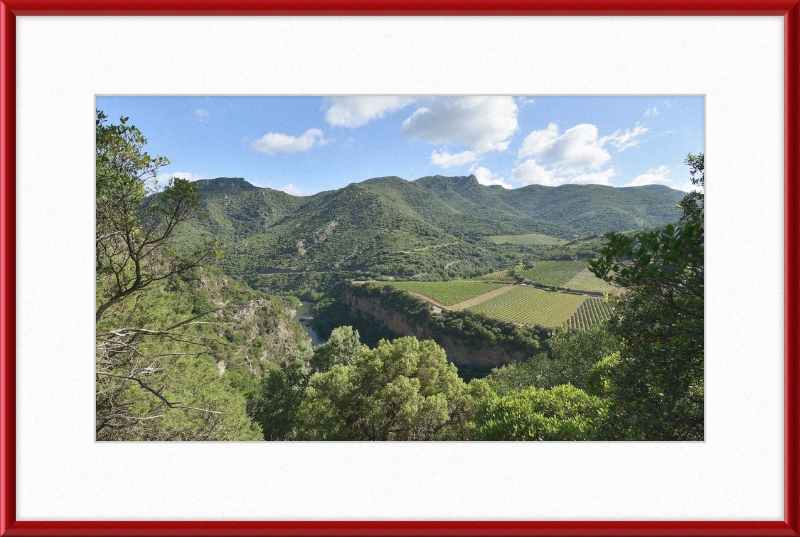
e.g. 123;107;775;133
373;281;503;306
486;233;565;246
472;268;520;283
566;297;615;330
522;261;587;286
467;287;584;328
563;269;617;294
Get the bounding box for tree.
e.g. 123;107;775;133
588;153;704;440
296;336;491;440
95;111;218;322
485;324;619;396
95;110;260;441
252;340;314;440
474;384;607;441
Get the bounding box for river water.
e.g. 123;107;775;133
292;302;327;347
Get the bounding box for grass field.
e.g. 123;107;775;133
467;287;584;328
486;233;566;246
521;261;587;286
563;269;618;294
372;281;503;306
566;297;615;330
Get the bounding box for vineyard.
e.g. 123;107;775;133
521;261;587;286
467;287;584;328
566;298;615;330
472;268;520;283
563;269;617;294
371;281;503;306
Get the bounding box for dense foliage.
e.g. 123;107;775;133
474;384;607;441
95;112;305;441
484;325;620;396
588;153;704;440
252;328;491;440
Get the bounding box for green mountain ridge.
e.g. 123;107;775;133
174;175;684;277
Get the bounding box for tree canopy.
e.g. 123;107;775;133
588;153;704;440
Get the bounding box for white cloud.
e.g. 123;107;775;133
605;122;649;151
681;181;704;193
324;96;417;128
644;106;659;117
401;96;519;154
518;123;611;172
430;149;477;168
519;97;536;107
473;167;511;189
278;184;304;196
510;159;563;187
194;109;209;123
658;129;676;135
154;171;208;183
569;167;619;186
251;128;327;155
625;165;671;187
518;122;649;173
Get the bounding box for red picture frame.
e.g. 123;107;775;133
1;2;798;536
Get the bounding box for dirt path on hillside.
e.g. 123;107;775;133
405;285;514;312
449;285;516;311
394;243;457;254
404;291;453;310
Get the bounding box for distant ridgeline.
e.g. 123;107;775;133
173;175;684;280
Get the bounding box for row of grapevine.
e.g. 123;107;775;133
521;261;587;286
467;287;584;328
565;298;615;330
372;281;503;305
562;269;617;294
472;269;516;283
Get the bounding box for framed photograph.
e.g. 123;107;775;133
1;1;798;535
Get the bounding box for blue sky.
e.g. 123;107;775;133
96;96;704;196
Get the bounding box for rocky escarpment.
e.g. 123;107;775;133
342;288;530;368
189;269;310;375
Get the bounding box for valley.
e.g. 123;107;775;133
172;176;667;375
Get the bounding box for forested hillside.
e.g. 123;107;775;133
172;174;684;279
415;174;684;233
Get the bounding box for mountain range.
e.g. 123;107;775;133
173;174;685;276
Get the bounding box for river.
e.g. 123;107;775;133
292;302;327;347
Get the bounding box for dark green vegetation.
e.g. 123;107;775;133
97;111;703;441
587;154;705;440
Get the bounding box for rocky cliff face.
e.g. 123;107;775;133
342;288;527;368
193;269;310;375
